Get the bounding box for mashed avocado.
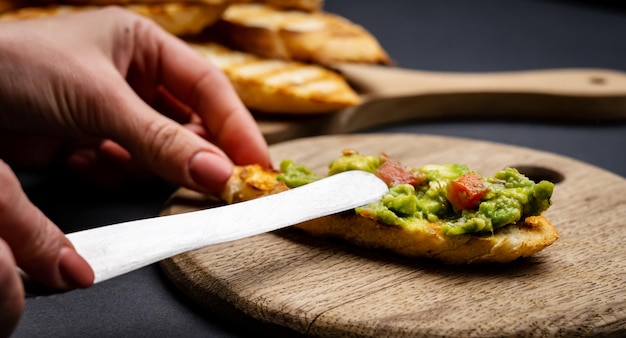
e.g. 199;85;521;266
278;159;321;187
277;152;554;236
327;152;381;175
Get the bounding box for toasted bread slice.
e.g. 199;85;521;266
24;0;232;5
295;213;558;264
0;3;226;36
0;4;84;20
190;41;360;114
220;164;288;204
244;0;322;12
221;161;559;264
128;2;227;36
28;0;320;11
215;3;390;64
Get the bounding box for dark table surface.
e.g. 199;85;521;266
12;1;626;337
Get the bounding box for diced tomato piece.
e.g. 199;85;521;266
446;173;489;210
375;155;425;186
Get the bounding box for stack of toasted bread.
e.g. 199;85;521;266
0;0;390;114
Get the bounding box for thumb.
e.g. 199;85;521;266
0;160;94;290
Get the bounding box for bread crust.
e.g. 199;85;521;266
8;0;321;12
294;213;558;264
251;0;322;12
221;164;288;204
22;0;233;6
128;2;227;36
215;3;390;64
190;41;360;113
0;3;226;36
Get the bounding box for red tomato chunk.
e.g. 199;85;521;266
446;173;489;210
376;157;425;186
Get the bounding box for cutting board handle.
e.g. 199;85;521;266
315;64;626;135
258;65;626;143
335;63;626;98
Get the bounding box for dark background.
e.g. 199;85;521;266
12;1;626;337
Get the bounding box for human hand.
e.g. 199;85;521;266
0;6;271;191
0;160;95;337
0;7;271;335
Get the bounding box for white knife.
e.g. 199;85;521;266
65;170;388;284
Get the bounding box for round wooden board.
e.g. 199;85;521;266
160;134;626;337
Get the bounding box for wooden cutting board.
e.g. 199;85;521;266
160;134;626;337
255;65;626;144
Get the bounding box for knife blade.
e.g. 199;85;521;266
65;170;388;284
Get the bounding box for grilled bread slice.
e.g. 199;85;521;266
0;2;226;36
215;3;390;64
220;154;559;264
190;41;360;114
23;0;320;11
21;0;233;6
246;0;322;12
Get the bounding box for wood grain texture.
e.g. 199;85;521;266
160;134;626;337
256;65;626;144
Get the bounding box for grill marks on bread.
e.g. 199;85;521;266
215;3;390;64
190;42;360;113
0;3;227;36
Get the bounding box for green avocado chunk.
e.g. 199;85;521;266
277;159;321;187
328;153;381;175
277;154;554;236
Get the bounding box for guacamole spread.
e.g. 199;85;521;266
277;151;554;236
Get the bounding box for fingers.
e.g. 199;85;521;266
93;12;269;192
0;160;94;291
64;9;269;192
125;17;271;168
165;57;271;167
150;86;195;125
0;9;270;194
0;238;23;338
64;139;156;188
97;82;233;192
